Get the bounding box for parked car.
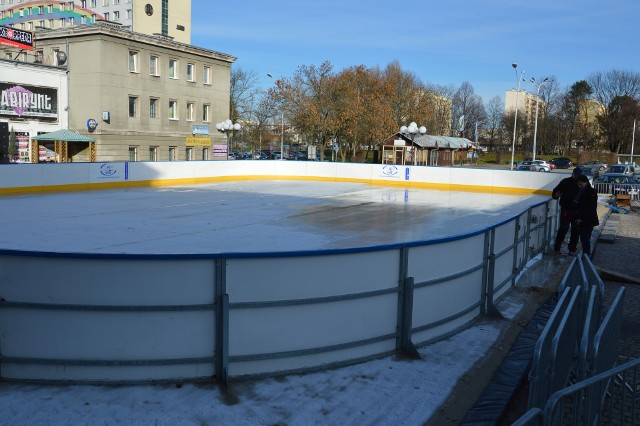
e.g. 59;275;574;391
516;160;552;172
550;157;572;169
607;164;636;176
593;173;637;185
574;165;600;184
580;160;608;172
593;173;640;198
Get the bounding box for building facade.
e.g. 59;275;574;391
0;0;191;44
504;89;546;129
1;22;235;162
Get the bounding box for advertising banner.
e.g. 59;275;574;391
186;137;211;147
0;25;33;50
0;83;58;119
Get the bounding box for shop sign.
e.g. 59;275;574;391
186;136;211;147
0;25;33;50
212;144;228;157
0;83;58;119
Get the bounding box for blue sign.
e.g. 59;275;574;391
192;125;209;135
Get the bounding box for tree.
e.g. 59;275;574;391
597;95;640;153
230;67;260;123
484;96;504;151
451;82;485;140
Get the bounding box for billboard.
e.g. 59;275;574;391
0;25;34;50
0;83;58;119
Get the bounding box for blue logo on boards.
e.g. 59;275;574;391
100;163;117;176
382;165;398;176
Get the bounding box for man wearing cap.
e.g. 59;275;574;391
552;167;582;254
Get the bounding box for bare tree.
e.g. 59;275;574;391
230;67;260;123
484;96;504;150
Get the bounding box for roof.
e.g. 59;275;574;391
31;129;96;143
410;135;473;149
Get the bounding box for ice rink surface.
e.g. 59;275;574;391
0;180;548;254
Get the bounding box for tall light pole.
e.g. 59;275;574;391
267;73;285;159
530;77;549;161
510;63;525;170
216;119;241;160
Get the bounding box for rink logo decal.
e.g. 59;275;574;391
100;163;117;177
382;165;398;176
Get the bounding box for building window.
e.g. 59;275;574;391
186;102;194;121
68;17;74;25
104;12;109;20
91;14;96;22
102;0;109;5
113;11;119;20
186;63;194;82
149;146;157;161
149;55;159;76
149;98;158;119
114;0;119;4
59;18;64;27
128;96;138;118
91;0;96;6
68;2;74;10
60;4;65;11
38;20;44;28
169;146;176;161
81;0;86;7
168;59;178;79
202;104;210;122
202;148;209;161
38;5;43;14
35;49;43;63
128;50;138;72
126;9;131;19
48;18;53;27
27;21;33;30
80;15;85;24
168;100;178;120
128;146;138;162
203;66;211;85
185;147;193;161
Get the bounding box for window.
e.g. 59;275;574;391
203;66;211;85
91;14;95;22
128;96;138;118
102;0;108;5
59;3;64;11
91;0;96;6
149;55;159;76
59;18;64;27
149;98;158;119
80;15;85;24
38;5;43;14
128;146;137;162
126;9;131;19
186;102;194;121
114;0;119;4
27;21;33;30
202;148;209;161
113;11;119;20
168;59;178;79
81;0;86;7
168;100;178;120
149;146;157;161
128;50;138;72
186;147;193;161
169;146;176;161
186;63;194;82
68;17;74;25
68;2;73;10
48;19;54;28
47;4;52;13
104;12;109;20
38;20;44;28
202;104;210;122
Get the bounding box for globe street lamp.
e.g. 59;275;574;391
400;122;426;165
510;63;526;170
267;73;285;159
530;77;549;161
216;119;241;160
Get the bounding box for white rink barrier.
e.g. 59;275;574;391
0;162;559;384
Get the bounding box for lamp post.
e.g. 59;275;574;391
400;122;426;165
530;77;549;161
267;73;285;160
510;63;525;170
216;119;241;160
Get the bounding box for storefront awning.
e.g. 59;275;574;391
31;129;96;143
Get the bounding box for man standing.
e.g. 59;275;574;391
552;168;582;254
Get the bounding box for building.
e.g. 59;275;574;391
504;89;545;128
0;0;191;44
380;132;472;167
1;22;236;162
0;58;68;162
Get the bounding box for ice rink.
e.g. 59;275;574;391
0;180;549;254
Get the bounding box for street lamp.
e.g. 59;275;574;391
267;73;285;160
216;119;241;160
510;63;526;170
400;122;426;165
530;77;549;161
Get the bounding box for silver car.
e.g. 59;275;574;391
516;160;551;172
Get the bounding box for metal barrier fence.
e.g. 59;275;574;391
594;182;640;200
517;254;632;424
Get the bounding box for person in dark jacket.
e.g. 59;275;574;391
573;174;600;257
552;168;582;254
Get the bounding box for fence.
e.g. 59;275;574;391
516;254;633;425
0;193;558;386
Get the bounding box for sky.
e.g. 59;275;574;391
190;0;640;103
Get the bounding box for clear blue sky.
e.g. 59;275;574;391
191;0;640;103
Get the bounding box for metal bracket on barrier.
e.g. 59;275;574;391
215;259;229;390
398;276;421;360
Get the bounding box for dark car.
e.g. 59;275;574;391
551;157;572;169
574;165;600;184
